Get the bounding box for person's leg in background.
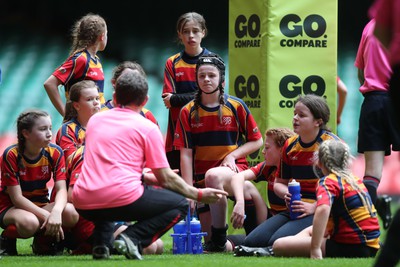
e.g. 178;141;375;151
373;208;400;267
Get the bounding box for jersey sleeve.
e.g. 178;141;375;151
173;105;192;149
1;148;19;187
316;174;338;207
236;100;262;142
51;145;67;182
162;56;176;95
56;125;79;160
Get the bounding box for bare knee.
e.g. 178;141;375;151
15;215;40;238
62;203;79;228
205;168;221;188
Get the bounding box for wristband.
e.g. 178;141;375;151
197;189;203;202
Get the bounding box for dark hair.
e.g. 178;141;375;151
176;12;208;43
16;110;50;169
70;13;106;56
295;94;330;130
193;53;226;124
115;71;148;106
64;80;98;122
111;61;146;83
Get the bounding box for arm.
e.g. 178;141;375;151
221;138;263;172
357;68;365;86
310;204;331;259
169;92;196;107
152;167;227;204
162;92;196;109
230;169;256;228
43;180;68;239
180;147;194;186
273;177;289;200
67;185;74;203
44;75;65;116
336;78;348;125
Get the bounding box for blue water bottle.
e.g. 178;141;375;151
288;179;301;220
172;220;186;254
190;217;202;254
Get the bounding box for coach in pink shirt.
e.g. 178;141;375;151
72;70;227;260
354;17;400;231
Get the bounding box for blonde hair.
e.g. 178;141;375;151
317;139;373;213
265;127;296;148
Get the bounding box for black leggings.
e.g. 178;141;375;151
326;239;378;258
78;185;188;248
244;211;313;247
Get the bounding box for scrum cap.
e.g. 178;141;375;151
196;53;225;85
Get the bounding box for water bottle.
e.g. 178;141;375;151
190;217;203;254
288;179;301;220
172;220;186;254
190;217;201;233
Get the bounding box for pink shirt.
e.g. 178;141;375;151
72;108;169;210
374;0;400;66
354;19;392;94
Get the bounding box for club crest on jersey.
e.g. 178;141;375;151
174;133;180;139
222;117;232;126
58;67;66;74
253;127;259;133
42;166;49;175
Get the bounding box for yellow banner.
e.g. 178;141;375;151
267;0;337;132
228;0;337;234
229;0;268;167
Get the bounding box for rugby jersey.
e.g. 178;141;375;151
279;129;340;202
317;173;380;249
52;49;105;104
67;145;85;187
0;143;66;213
174;94;262;181
56;118;86;161
163;48;211;153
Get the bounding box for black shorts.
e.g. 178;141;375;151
0;207;12;229
166;150;181;172
325;239;378;258
358;91;400;155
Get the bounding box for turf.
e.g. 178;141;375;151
0;233;378;267
1;204;397;266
